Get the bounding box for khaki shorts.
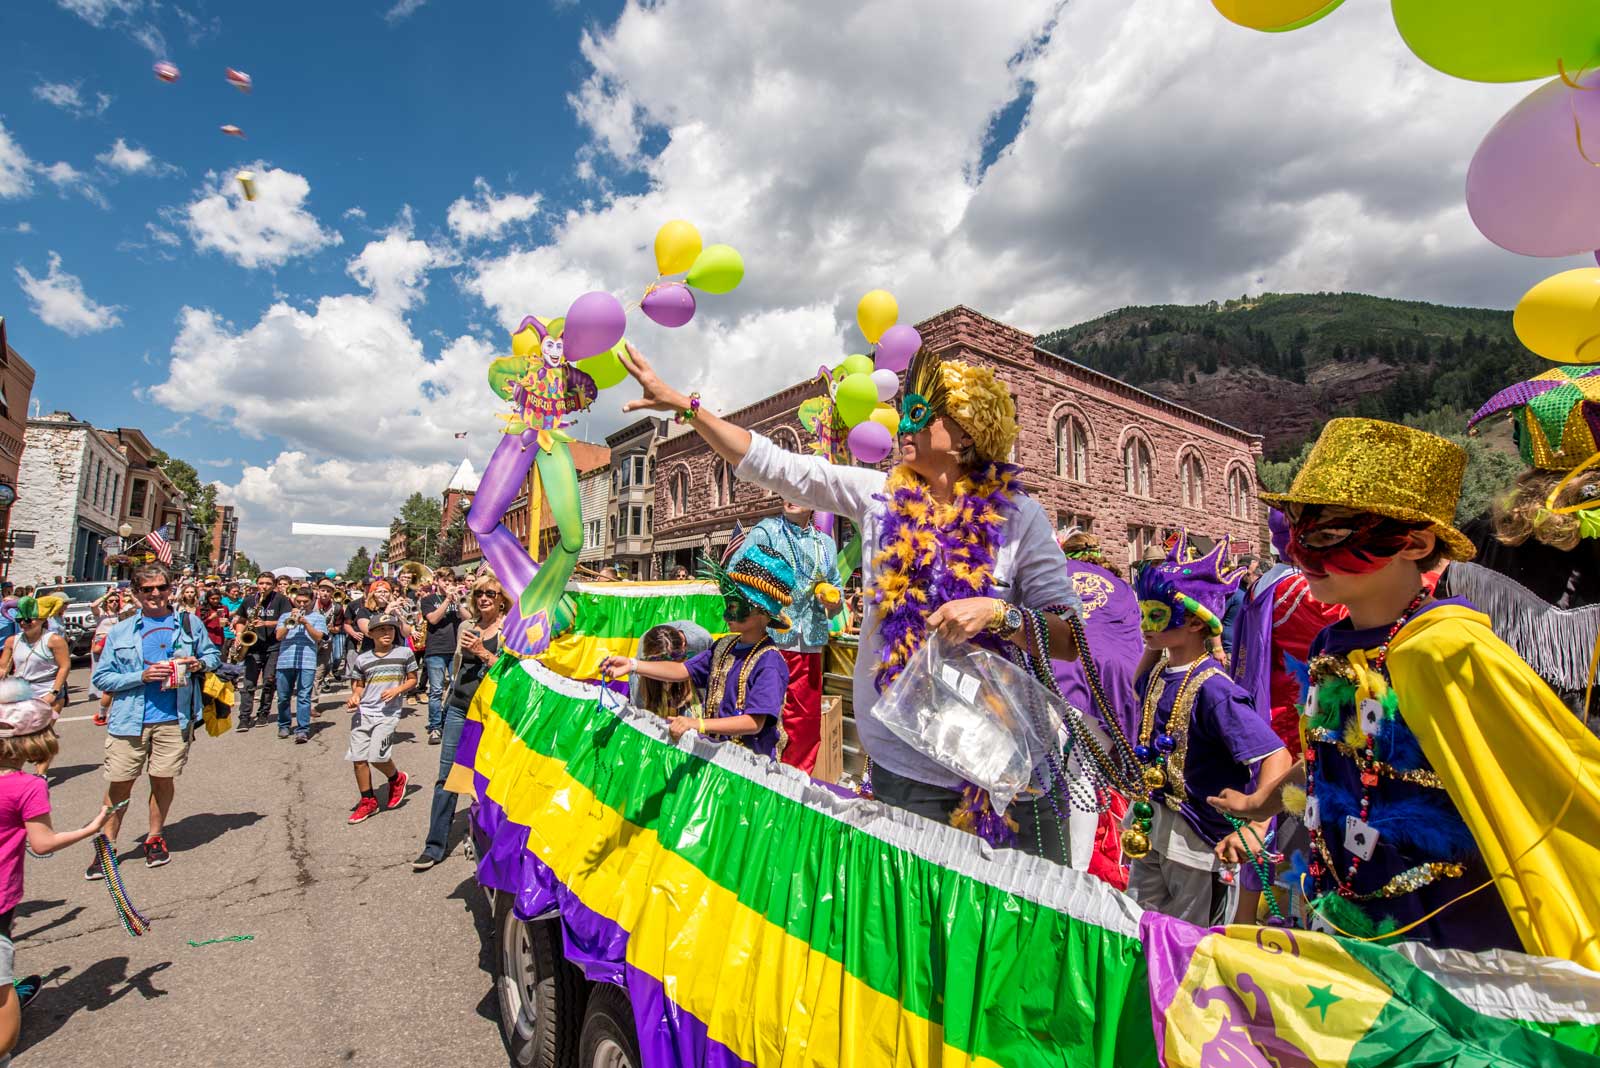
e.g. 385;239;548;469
104;722;190;782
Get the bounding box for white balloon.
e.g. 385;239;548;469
872;368;899;402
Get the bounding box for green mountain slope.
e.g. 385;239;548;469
1038;291;1544;459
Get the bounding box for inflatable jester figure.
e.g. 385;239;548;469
467;315;601;655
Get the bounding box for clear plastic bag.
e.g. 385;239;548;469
876;634;1066;815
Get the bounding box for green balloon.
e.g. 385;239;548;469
838;354;875;379
685;244;745;295
575;343;628;390
1392;0;1600;82
834;372;878;427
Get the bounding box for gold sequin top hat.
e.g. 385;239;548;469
1260;418;1477;562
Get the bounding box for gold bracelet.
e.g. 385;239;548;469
985;598;1008;635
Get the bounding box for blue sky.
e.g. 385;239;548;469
0;0;1577;569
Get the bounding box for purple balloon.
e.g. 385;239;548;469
847;420;893;464
874;323;922;373
641;283;696;329
562;291;627;360
1468;68;1600;258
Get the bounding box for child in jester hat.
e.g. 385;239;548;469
1122;534;1290;924
602;544;795;761
1213;417;1600;967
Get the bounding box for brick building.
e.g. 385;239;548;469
209;504;239;574
0;319;36;561
652;306;1266;571
459;442;611;567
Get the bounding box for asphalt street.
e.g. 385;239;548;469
13;663;509;1067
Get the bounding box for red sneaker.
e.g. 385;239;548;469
92;709;108;726
384;771;408;810
347;797;380;825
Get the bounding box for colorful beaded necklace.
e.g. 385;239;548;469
1305;587;1428;900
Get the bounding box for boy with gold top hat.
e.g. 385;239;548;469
1212;418;1600;969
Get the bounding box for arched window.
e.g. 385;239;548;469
713;459;732;508
1122;435;1152;498
771;427;801;453
1055;414;1089;483
645;506;653;532
1179;450;1206;511
1227;466;1253;519
668;469;689;518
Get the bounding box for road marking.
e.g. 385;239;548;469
57;714;98;723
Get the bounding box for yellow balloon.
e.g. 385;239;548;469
857;289;898;345
1514;268;1600;364
1212;0;1344;32
654;220;703;277
511;326;539;357
869;404;900;436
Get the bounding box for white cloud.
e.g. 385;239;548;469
32;81;113;118
180;163;342;268
342;206;367;221
146;221;180;246
40;160;108;208
446;177;541;242
0;123;36;199
15;223;32;234
384;0;428;24
15;251;123;335
345;208;457;311
97;137;170;175
55;0;140;27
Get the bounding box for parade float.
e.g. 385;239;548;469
446;7;1600;1045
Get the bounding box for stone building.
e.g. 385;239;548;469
652;306;1266;571
458;442;611;568
12;412;129;584
0;319;37;559
604;417;669;579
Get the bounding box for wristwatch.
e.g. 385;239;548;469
986;601;1024;641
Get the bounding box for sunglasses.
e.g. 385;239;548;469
474;591;498;599
139;583;171;594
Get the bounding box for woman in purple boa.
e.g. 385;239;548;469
616;341;1088;862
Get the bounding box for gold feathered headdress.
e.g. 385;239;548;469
898;348;1020;463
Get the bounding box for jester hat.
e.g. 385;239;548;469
10;595;64;623
898;348;1020;463
1133;532;1244;634
1467;364;1600;472
698;543;795;632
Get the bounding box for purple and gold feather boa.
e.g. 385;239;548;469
869;461;1022;691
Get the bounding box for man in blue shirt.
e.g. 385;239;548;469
745;500;841;774
274;588;326;742
90;562;221;875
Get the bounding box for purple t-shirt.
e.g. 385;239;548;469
1135;656;1285;846
0;771;48;914
1052;560;1143;740
685;642;788;760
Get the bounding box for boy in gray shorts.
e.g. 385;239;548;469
344;613;415;825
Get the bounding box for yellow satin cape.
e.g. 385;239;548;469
1388;605;1600;970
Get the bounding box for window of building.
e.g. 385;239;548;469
1057;511;1094;535
1055;415;1089;483
645;506;652;532
0;383;8;419
109;473;120;514
669;470;689;517
713;459;732;508
632;455;647;485
1227;466;1253;519
630;506;642;537
1122;436;1152;498
1127;523;1158;564
609;515;616;541
618;463;630;489
129;478;148;518
1180;451;1206;511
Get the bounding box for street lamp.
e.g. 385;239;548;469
119;523;133;538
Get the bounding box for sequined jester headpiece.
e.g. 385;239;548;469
1133;531;1243;634
698;543;795;632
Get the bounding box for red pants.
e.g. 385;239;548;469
778;649;823;774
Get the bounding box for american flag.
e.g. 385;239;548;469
148;525;173;566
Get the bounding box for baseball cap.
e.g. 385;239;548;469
0;698;56;738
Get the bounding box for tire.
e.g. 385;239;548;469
577;984;640;1068
493;896;584;1068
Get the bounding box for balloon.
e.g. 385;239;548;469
1392;0;1599;83
575;342;630;389
874;323;922;373
834;373;879;427
1513;268;1600;363
236;171;257;202
220;125;245;138
226;68;253;92
847;421;894;464
869;404;900;437
325;568;338;578
838;353;875;379
562;291;626;360
641;283;696;328
153;61;179;82
685;244;744;294
1212;0;1343;31
1467;69;1600;257
856;290;898;344
872;368;899;402
653;220;702;276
